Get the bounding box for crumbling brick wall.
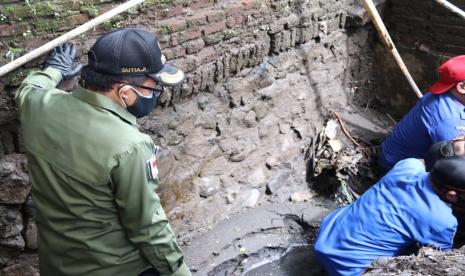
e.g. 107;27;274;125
0;0;362;273
0;0;350;157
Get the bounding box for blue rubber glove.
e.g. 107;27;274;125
44;43;83;80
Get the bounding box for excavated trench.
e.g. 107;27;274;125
3;1;465;275
145;31;392;274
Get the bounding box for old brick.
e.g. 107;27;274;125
247;46;255;67
168;33;179;47
285;14;300;29
206;10;225;23
164;46;186;60
0;24;27;37
227;0;259;16
268;22;285;34
187;12;208;27
71;14;89;26
239;0;261;10
202;21;226;35
203;32;224;45
226;13;244;28
215;60;224;82
197;46;218;64
271;32;282;53
229;54;238;75
191;0;215;10
236;49;246;72
206;64;216;91
175;55;198;73
184;38;205;54
158;18;188;33
290;28;298;47
158;34;171;48
223;29;239;40
181;80;194;97
200;68;208;91
178;27;202;43
164;5;184;18
223;55;231;78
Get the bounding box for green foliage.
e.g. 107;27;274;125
3;68;33;86
5;47;25;62
159;25;173;35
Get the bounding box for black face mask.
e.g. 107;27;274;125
121;86;159;118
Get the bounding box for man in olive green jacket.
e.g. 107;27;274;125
15;28;191;276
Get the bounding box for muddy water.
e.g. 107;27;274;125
242;245;325;276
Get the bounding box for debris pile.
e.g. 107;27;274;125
306;114;380;206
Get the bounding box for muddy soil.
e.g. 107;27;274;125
365;247;465;276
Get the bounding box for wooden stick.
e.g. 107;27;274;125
435;0;465;20
334;112;371;158
360;0;423;99
0;0;146;77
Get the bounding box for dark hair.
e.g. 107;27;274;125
79;65;148;92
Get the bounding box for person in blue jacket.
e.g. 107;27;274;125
379;55;465;170
314;143;465;276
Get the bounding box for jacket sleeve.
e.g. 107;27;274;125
111;141;191;276
15;67;62;113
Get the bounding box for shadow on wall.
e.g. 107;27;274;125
372;44;439;119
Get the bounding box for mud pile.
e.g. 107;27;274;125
366;247;465;276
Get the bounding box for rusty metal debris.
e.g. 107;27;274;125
306;116;379;206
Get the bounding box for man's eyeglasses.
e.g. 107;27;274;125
441;137;465;156
118;82;164;95
130;84;164;95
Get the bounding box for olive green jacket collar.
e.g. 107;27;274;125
72;85;137;126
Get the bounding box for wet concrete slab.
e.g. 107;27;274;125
183;202;329;275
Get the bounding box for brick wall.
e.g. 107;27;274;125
0;0;351;158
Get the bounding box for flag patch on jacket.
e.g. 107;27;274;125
146;155;159;181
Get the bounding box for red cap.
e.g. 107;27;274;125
429;55;465;94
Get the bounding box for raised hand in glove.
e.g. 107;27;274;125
44;43;83;80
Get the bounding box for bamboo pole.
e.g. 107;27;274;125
361;0;423;99
435;0;465;20
0;0;146;77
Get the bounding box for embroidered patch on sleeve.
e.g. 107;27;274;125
146;155;159;181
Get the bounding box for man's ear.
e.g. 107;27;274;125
456;82;465;94
115;84;131;100
446;190;458;203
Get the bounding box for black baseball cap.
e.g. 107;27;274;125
424;141;451;171
88;28;184;87
430;156;465;191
